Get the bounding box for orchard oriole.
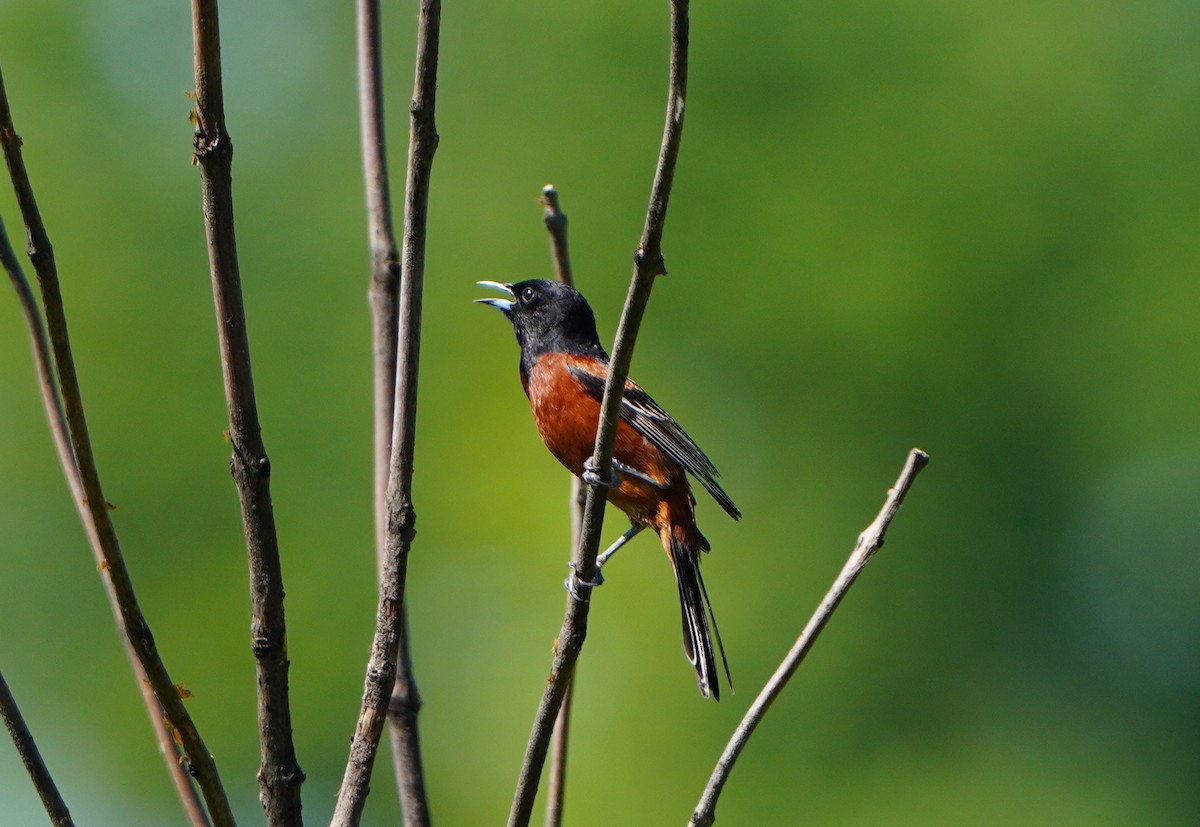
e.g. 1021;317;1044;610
476;279;740;699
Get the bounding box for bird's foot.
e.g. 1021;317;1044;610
564;561;605;602
582;457;620;489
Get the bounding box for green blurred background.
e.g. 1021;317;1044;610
2;1;1197;824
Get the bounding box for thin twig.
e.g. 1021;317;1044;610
332;2;440;824
547;484;587;827
541;187;579;827
543;677;574;827
689;448;931;827
0;70;227;827
0;668;75;827
2;216;213;827
4;214;214;827
540;185;573;287
507;4;691;825
356;0;432;821
0;218;75;506
358;0;402;547
188;3;304;824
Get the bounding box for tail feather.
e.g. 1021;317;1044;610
669;532;732;700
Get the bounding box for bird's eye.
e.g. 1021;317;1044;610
520;286;536;304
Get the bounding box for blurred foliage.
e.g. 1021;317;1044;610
1;1;1198;824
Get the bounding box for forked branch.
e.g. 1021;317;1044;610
332;1;441;824
355;0;433;823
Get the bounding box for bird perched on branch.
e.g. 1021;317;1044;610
476;279;740;699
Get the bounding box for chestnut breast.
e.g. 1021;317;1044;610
523;352;685;523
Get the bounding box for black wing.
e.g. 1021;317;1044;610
569;364;741;520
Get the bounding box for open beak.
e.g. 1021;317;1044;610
474;281;515;315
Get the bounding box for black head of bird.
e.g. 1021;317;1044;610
475;279;604;363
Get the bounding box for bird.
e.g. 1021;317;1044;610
476;278;741;699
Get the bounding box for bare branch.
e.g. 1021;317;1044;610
0;218;75;504
2;208;213;827
355;0;433;821
358;0;402;546
333;2;440;824
541;188;581;827
359;0;419;814
356;0;424;804
508;4;691;825
1;68;227;827
0;668;75;827
689;448;931;827
543;678;575;827
540;185;573;286
189;2;304;823
4;224;207;827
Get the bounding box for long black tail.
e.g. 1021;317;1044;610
669;534;732;700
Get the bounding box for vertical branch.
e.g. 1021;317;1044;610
380;14;440;814
355;0;436;820
1;70;228;827
333;1;440;824
539;186;579;827
189;2;304;824
358;0;401;547
689;449;930;827
508;4;691;826
0;668;75;827
542;654;575;827
540;185;573;286
356;0;433;822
